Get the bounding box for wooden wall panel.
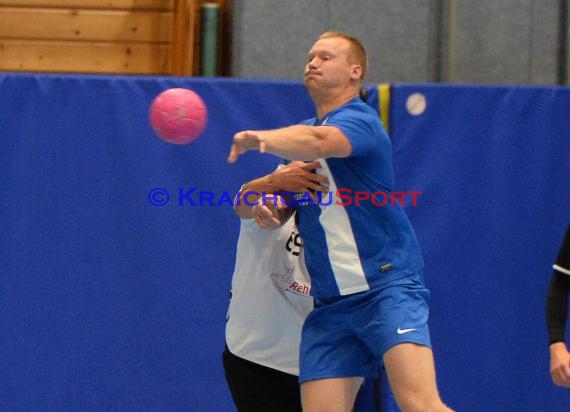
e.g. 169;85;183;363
0;1;174;10
0;8;172;42
0;0;220;75
0;39;170;74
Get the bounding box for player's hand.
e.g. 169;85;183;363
271;161;329;195
227;131;266;163
550;342;570;387
252;194;291;230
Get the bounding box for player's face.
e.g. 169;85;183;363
304;37;358;90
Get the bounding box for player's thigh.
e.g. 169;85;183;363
300;298;378;383
383;343;439;404
301;376;363;412
354;271;432;359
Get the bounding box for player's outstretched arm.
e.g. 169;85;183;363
227;125;352;163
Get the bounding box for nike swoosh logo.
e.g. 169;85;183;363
397;327;417;334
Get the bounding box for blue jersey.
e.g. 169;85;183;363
296;97;424;298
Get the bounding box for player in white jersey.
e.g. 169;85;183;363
223;162;327;411
228;32;452;412
546;224;570;387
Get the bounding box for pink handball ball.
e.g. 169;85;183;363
149;88;207;144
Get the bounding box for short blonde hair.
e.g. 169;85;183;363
319;31;368;80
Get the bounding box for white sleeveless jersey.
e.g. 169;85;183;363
225;217;313;375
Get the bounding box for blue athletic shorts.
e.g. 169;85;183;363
299;271;431;383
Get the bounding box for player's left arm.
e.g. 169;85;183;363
227;125;352;163
547;272;570;387
233;160;328;220
546;224;570;387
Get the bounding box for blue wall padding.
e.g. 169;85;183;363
1;74;569;411
390;84;570;412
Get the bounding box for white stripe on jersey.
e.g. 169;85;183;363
317;158;369;295
553;264;570;276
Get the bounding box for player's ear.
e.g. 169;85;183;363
350;64;362;81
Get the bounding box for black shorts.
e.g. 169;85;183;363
222;346;302;412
